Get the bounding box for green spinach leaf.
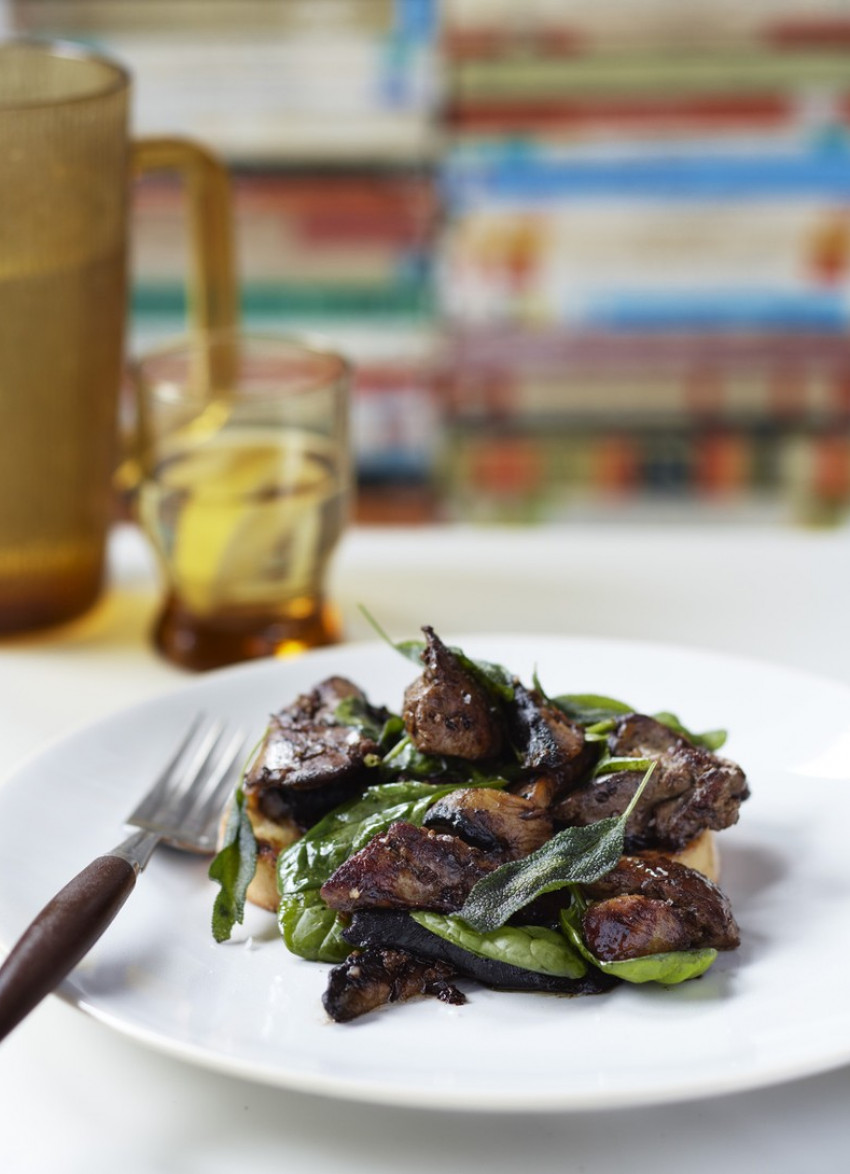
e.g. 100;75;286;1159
411;911;587;978
559;901;717;984
278;891;350;963
277;779;468;897
651;711;727;752
277;775;508;961
552;693;635;725
551;691;726;751
377;735;456;780
594;754;655;777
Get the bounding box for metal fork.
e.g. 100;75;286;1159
0;715;245;1043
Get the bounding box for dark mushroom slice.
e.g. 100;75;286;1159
553;713;749;852
343;910;617;996
509;682;597;791
243;676;389;831
320;820;501;914
323;947;465;1023
424;787;554;859
402;626;503;761
580;852;741;962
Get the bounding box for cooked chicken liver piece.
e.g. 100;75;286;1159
554;713;749;851
402;626;503;760
509;682;597;789
241;676;387;829
320;820;501;914
323;947;465;1022
424;787;554;859
245;676;385;793
581;852;740;961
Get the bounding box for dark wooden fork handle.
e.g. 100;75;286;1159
0;854;137;1042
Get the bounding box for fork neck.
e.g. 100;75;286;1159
111;830;162;874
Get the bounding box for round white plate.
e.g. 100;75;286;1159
0;634;848;1112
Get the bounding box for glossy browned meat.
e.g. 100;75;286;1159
241;676;389;832
510;682;597;790
320;820;500;913
582;894;694;960
424;787;554;859
245;676;384;794
554;714;749;851
323;947;465;1022
581;852;740;961
402;626;503;760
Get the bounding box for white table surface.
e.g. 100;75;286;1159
2;520;849;1173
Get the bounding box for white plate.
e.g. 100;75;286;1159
1;634;849;1112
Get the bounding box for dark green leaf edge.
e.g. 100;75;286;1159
411;911;588;979
559;898;717;985
208;737;267;944
209;784;258;944
550;690;727;752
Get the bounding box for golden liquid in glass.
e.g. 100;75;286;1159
138;427;347;671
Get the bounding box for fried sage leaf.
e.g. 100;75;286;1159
209;786;258;944
651;710;727;752
459;765;655;933
333;695;404;750
551;693;635;725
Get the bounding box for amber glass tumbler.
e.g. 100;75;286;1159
134;331;352;672
0;41;235;633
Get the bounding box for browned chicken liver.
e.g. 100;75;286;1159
509;682;597;789
581;852;740;960
243;676;387;830
402;626;504;760
320;820;501;913
554;714;749;851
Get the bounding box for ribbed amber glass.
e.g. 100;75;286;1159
0;42;237;633
0;42;130;631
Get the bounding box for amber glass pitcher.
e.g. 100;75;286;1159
0;40;235;632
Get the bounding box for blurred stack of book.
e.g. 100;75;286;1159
439;0;850;523
16;0;439;163
439;330;850;523
11;0;850;524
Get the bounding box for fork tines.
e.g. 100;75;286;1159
127;715;246;852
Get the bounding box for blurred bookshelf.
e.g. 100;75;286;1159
12;0;850;526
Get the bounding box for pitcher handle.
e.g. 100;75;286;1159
131;137;237;339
